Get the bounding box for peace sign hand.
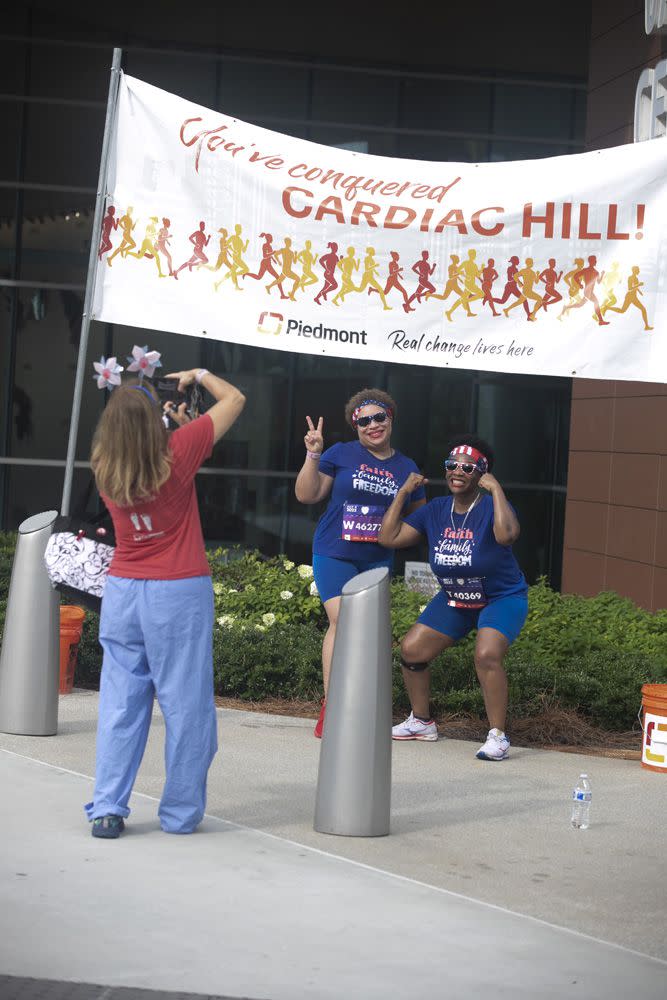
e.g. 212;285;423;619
304;416;324;455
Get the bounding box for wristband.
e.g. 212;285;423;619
306;450;321;461
195;368;209;384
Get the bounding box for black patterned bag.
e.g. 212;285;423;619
44;514;116;613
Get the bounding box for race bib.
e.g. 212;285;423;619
341;503;385;542
438;575;487;609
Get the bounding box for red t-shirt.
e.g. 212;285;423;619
103;414;214;580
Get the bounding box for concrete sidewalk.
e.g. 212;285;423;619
0;691;665;999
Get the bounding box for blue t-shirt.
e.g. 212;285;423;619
313;441;425;562
404;493;527;602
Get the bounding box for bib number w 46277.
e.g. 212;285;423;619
341;503;385;542
438;575;487;608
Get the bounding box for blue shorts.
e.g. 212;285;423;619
313;553;393;604
418;591;528;645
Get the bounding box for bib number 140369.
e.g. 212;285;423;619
438;576;487;609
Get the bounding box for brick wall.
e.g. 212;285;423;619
561;3;667;610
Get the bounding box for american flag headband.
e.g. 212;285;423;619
352;399;394;425
448;445;488;474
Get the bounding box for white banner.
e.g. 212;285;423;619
94;74;667;382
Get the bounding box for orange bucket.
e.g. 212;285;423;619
59;606;86;694
640;684;667;772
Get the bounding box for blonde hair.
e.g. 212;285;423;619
91;382;172;506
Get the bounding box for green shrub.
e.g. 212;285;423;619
0;537;665;733
213;620;322;701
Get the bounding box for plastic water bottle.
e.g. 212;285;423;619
571;773;592;829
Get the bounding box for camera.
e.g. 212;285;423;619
152;378;202;424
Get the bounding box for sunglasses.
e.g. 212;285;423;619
356;411;388;428
445;460;479;475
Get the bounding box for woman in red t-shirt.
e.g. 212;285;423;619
85;369;245;839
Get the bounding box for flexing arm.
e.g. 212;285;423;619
378;472;427;549
478;473;520;545
165;369;245;444
294;416;334;504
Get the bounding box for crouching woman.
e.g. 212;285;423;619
378;435;528;761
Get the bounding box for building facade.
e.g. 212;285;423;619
2;3;593;586
561;1;667;611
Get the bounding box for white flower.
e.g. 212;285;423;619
283;560;295;571
419;604;427;613
245;584;256;593
297;564;314;579
126;344;162;379
254;624;267;632
92;355;123;390
212;582;224;596
217;615;235;628
310;581;319;597
227;588;238;594
280;590;293;600
262;613;276;627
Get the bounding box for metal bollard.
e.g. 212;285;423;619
0;511;60;735
314;566;392;837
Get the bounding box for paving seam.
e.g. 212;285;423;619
2;744;666;969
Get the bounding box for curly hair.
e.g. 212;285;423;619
344;388;397;429
445;433;495;472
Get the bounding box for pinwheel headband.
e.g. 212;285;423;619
92;345;162;391
351;399;394;426
130;385;159;404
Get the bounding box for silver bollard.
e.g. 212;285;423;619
314;566;392;837
0;511;60;735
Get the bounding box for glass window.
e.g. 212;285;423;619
310;126;396;158
4;464;93;529
385;366;473;473
24;104;105;187
31;12;115;43
398;134;488;163
0;39;28;94
489;140;571;162
493;84;575;140
124;51;217;109
311;69;398;128
20;191;94;284
573;88;587;142
198;473;294;555
219;61;309;122
289;354;386;468
0;187;17;279
401;79;492;134
29;42;111;102
0;103;22;182
476;376;570;486
9;286;110;462
507;489;566;588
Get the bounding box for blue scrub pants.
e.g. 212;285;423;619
84;575;218;834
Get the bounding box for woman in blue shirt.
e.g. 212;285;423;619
295;388;426;737
379;434;528;761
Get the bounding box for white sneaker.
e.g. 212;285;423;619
476;728;510;760
392;712;438;741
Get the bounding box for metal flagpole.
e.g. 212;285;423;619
61;47;123;516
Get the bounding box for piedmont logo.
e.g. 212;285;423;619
257;311;283;335
257;311;368;347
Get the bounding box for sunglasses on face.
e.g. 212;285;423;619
445;460;479;475
356;411;388;428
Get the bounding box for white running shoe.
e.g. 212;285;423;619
392;712;438;741
476;728;510;760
